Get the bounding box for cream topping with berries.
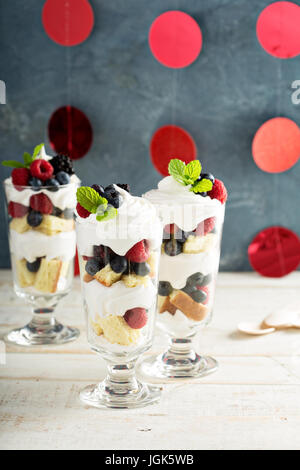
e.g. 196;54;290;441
4;175;80;211
144;176;224;231
76;186;162;256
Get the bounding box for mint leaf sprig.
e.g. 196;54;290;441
2;143;44;169
168;158;213;194
76;186;118;222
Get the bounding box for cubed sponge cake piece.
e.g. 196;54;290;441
94;264;122;287
33;258;62;293
158;295;177;315
16;259;36;287
10;216;29;234
122;274;149;288
169;290;208;322
183;233;217;254
96;315;140;346
36;215;74;236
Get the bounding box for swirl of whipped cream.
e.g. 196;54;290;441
76;186;162;256
144;176;225;232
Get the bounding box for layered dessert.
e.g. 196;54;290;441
3;144;79;296
144;158;227;337
76;183;161;354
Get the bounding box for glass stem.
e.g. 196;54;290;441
162;337;199;369
28;307;57;333
102;361;140;398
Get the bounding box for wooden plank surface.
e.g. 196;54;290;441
1;270;300;450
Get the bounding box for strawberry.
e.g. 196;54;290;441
194;217;216;236
125;240;149;263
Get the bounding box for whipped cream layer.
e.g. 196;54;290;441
157;310;199;337
10;229;76;262
84;279;156;320
159;249;219;289
4;175;80;211
76;186;162;256
144;176;225;231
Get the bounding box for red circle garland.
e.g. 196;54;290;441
248;226;300;278
150;125;197;176
48;106;93;160
256;1;300;59
149;10;202;68
42;0;94;47
252;117;300;173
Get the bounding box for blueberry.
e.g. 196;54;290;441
202;273;212;286
56;171;70;185
104;184;116;195
186;272;204;287
26;258;41;273
197;192;207;197
104;186;123;208
200;172;215;184
190;289;207;304
110;255;128;273
52;206;63;217
27;210;43;227
132;262;150;277
63;208;74;219
164;240;183;257
91;184;106;197
158;281;173;296
28;177;42;192
182;284;197;296
44;178;59;192
85;258;102;276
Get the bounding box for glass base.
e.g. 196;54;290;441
80;381;161;409
5;321;79;346
138;337;218;380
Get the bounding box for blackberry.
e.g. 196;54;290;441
117;183;130;193
91;184;105;197
52;206;63;217
164;239;183;257
49;155;74;176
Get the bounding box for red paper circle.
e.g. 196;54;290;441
149;10;202;68
256;1;300;58
150;125;197;176
248;226;300;277
252;117;300;173
48;106;93;160
42;0;94;47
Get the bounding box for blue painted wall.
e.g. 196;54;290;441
0;0;299;269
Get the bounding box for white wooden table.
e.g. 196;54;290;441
0;270;300;450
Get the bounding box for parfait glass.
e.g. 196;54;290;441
76;213;162;409
3;180;80;346
139;199;225;379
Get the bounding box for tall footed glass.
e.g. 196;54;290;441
76;185;162;408
4;180;79;346
141;178;226;379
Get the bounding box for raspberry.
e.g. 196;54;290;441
124;308;148;329
11;168;30;190
30;193;53;214
82;255;93;261
76;202;90;218
30;159;54;181
208;179;227;204
125;240;149;263
8;201;29;218
194;217;216;236
196;285;209;305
